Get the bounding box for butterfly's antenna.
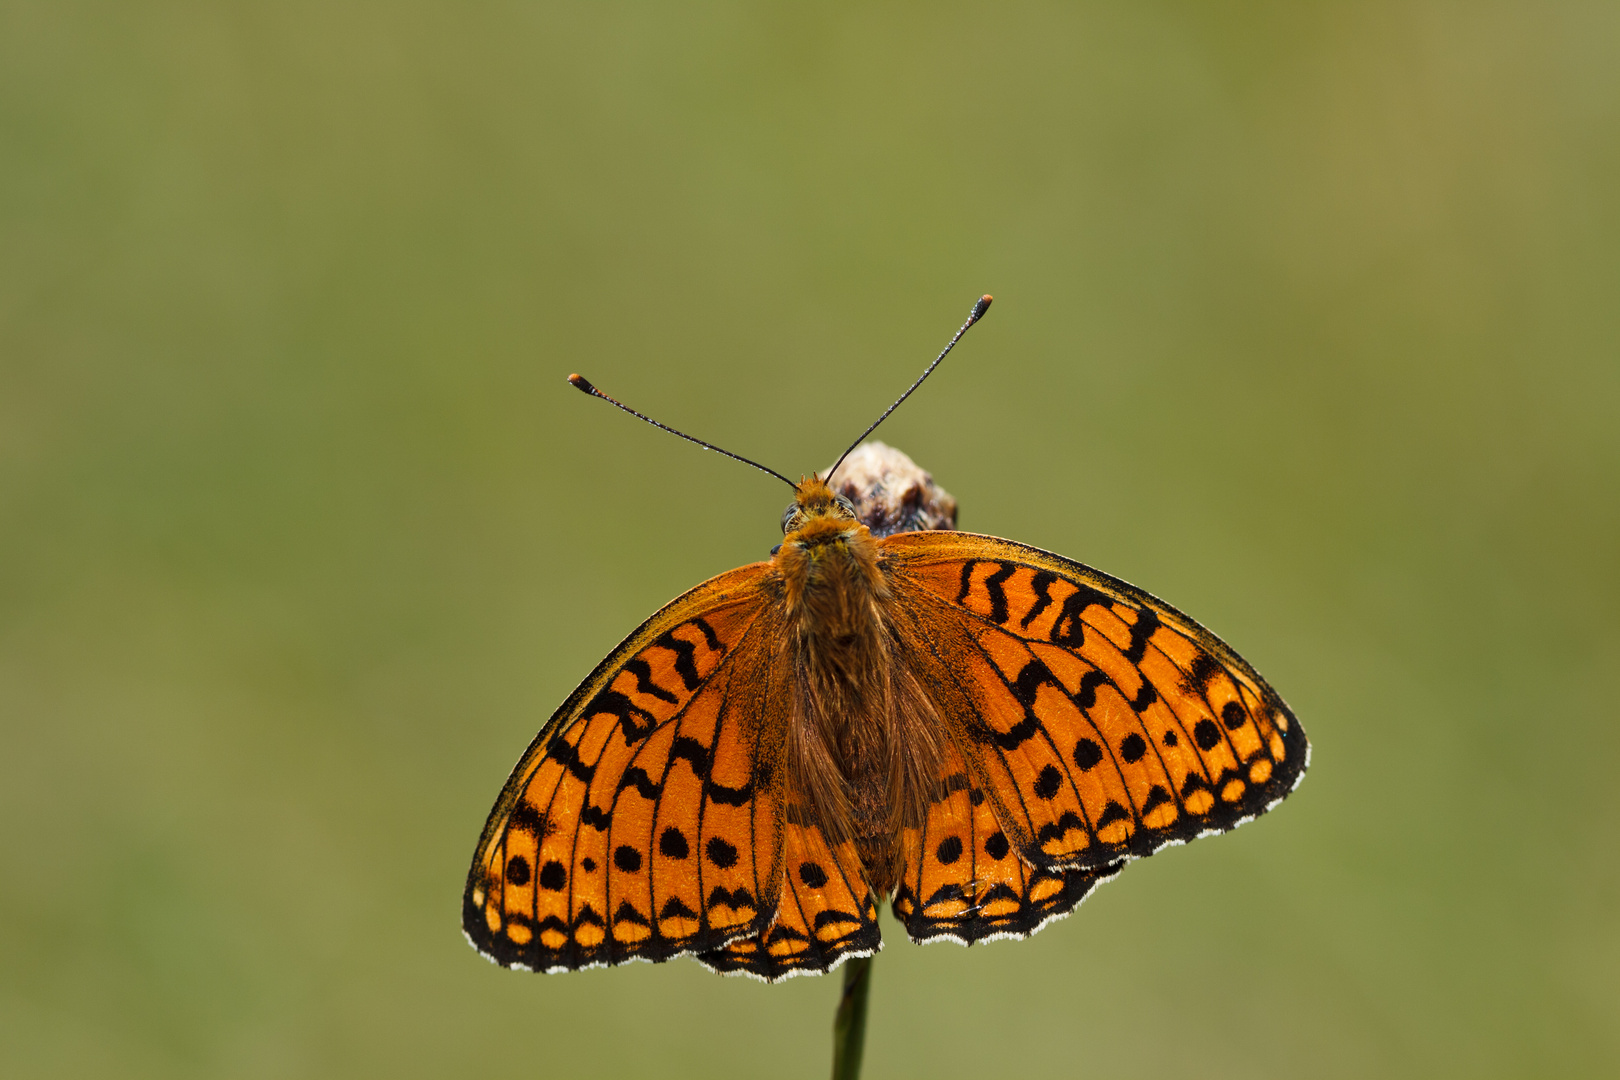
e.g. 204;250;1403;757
824;294;992;484
568;374;800;490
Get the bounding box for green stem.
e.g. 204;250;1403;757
831;955;873;1080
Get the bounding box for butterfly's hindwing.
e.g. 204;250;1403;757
885;532;1307;875
696;819;880;981
464;563;795;972
891;741;1126;944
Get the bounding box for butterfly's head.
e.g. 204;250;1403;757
781;476;858;535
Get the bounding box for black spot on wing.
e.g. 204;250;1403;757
508;801;550;837
705;836;739;869
505;855;530;886
1222;700;1248;730
1033;764;1062;800
1073;738;1103;770
579;805;611;830
1183;653;1224;694
659;826;690;859
539;860;567;891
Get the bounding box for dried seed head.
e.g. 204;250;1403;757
822;442;958;538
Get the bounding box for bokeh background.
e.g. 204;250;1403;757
3;2;1617;1077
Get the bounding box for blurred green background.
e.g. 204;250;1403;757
3;1;1617;1077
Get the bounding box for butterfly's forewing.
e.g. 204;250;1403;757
464;563;794;972
885;531;1307;892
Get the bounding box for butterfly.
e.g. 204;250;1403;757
463;296;1308;981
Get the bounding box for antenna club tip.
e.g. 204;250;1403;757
567;373;595;393
972;295;993;320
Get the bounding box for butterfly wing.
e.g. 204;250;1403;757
464;562;794;972
883;531;1307;942
695;823;881;980
891;734;1128;944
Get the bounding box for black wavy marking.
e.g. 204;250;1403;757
1094;801;1130;831
659;897;698;921
613;901;651;927
547;735;596;783
955;559;1016;626
1124;609;1160;664
1020;569;1059;629
697;905;880;982
618;767;662;800
581;688;657;742
650;623;705;692
671;736;709;774
982;657;1061;751
705;779;753;807
893;861;1127;946
814;909;861;930
1139;784;1173;817
579;805;612;830
1075;669;1108;709
1048;583;1113;648
1036;810;1085;845
706;886;755;911
622;657;678;704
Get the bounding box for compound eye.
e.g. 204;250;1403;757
834;495;857;518
781;503;798;534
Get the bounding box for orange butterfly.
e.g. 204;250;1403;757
464;296;1308;981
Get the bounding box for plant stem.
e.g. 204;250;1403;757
831;955;873;1080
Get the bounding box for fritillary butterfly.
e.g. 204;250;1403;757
464;296;1309;981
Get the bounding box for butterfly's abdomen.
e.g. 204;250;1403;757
773;513;942;896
